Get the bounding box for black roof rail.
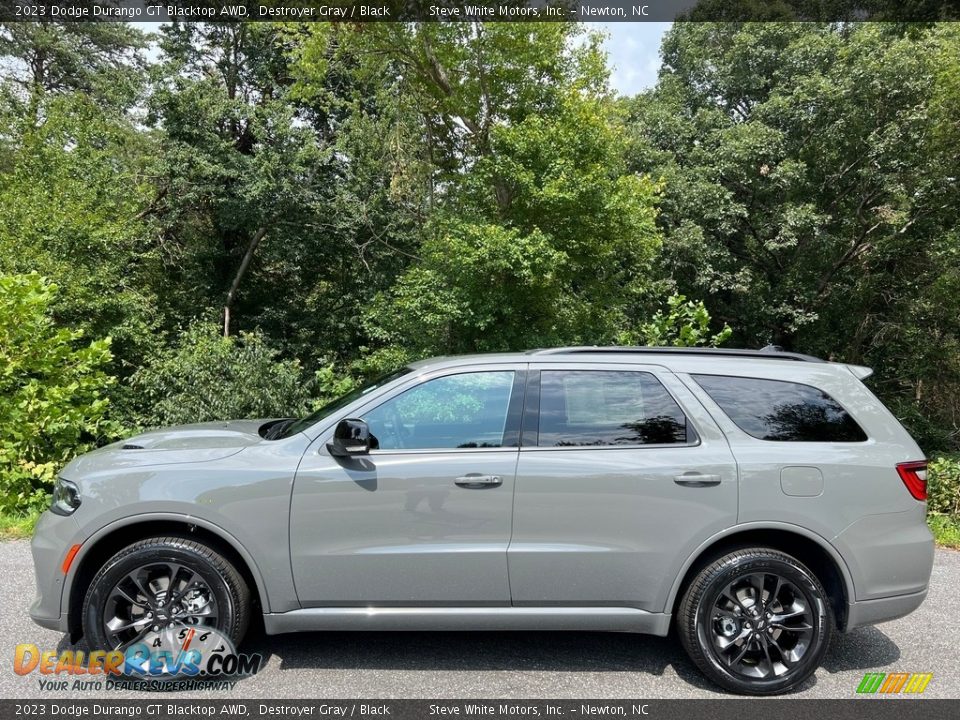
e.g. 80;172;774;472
527;346;824;363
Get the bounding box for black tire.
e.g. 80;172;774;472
82;535;251;656
677;547;833;695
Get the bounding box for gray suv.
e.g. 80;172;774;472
30;347;934;694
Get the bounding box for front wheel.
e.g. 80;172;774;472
82;535;251;668
677;547;833;695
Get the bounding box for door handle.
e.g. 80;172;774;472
673;473;722;487
455;474;502;488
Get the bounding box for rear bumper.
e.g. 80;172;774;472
833;503;934;600
844;587;927;632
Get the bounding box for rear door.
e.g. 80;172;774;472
507;363;738;612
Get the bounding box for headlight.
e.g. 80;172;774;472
50;477;81;516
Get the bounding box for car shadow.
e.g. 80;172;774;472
821;625;901;672
54;622;900;696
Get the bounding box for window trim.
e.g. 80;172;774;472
520;368;701;451
358;368;526;455
689;372;869;443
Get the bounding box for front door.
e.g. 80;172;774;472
290;366;524;607
508;364;738;612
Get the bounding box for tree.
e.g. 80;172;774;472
127;322;314;427
0;273;116;513
625;23;960;448
296;24;663;370
0;22;159;376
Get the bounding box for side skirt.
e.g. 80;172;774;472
262;607;672;636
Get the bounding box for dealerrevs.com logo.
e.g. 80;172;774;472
14;627;262;691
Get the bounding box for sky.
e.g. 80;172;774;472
597;22;671;95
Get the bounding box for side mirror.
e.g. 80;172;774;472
327;418;372;457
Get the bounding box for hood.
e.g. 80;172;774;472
61;419;270;479
118;419;268;451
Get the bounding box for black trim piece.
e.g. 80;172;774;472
502;369;527;448
530;346;823;363
519;370;540;448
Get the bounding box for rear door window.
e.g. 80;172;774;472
691;374;867;442
538;370;691;447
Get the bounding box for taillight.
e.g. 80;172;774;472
896;461;928;501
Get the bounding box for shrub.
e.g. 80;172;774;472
0;273;117;513
126;322;314;427
618;294;733;348
928;454;960;517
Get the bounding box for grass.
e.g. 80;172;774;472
1;509;960;548
0;508;40;540
928;514;960;549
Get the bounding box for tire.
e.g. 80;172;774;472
677;547;833;695
82;535;251;658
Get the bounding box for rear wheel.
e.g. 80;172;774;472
82;536;250;662
678;547;833;695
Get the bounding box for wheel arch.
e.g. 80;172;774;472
65;514;271;642
667;523;855;632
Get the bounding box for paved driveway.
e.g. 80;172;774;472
2;540;957;699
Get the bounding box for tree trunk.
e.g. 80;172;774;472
223;226;268;337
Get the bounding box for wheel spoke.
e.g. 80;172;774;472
770;608;806;623
750;574;766;610
760;636;775;677
127;571;156;604
114;583;150;609
771;621;813;632
728;639;751;667
106;615;152;634
769;575;783;608
767;636;792;668
721;590;750;614
167;563;195;597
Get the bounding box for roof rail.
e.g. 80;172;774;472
528;346;824;363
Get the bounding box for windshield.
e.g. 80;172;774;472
276;367;414;439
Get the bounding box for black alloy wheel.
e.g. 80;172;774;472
678;547;833;695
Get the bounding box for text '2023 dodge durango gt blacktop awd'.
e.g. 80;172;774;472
30;346;934;694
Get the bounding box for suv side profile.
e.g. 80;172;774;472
30;347;934;694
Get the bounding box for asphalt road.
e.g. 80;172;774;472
2;539;958;700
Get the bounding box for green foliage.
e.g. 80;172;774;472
126;323;314;428
0;507;40;540
928;455;960;518
624;294;733;348
625;23;960;449
0;273;117;513
927;514;960;549
3;19;960;521
326;25;663;359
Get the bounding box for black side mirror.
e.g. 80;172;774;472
327;418;372;457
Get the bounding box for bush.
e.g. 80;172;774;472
620;294;733;348
0;273;117;513
928;454;960;517
126;322;314;427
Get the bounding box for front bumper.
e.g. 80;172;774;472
29;509;81;635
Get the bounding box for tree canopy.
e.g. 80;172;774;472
1;20;958;511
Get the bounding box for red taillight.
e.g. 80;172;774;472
896;461;928;501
